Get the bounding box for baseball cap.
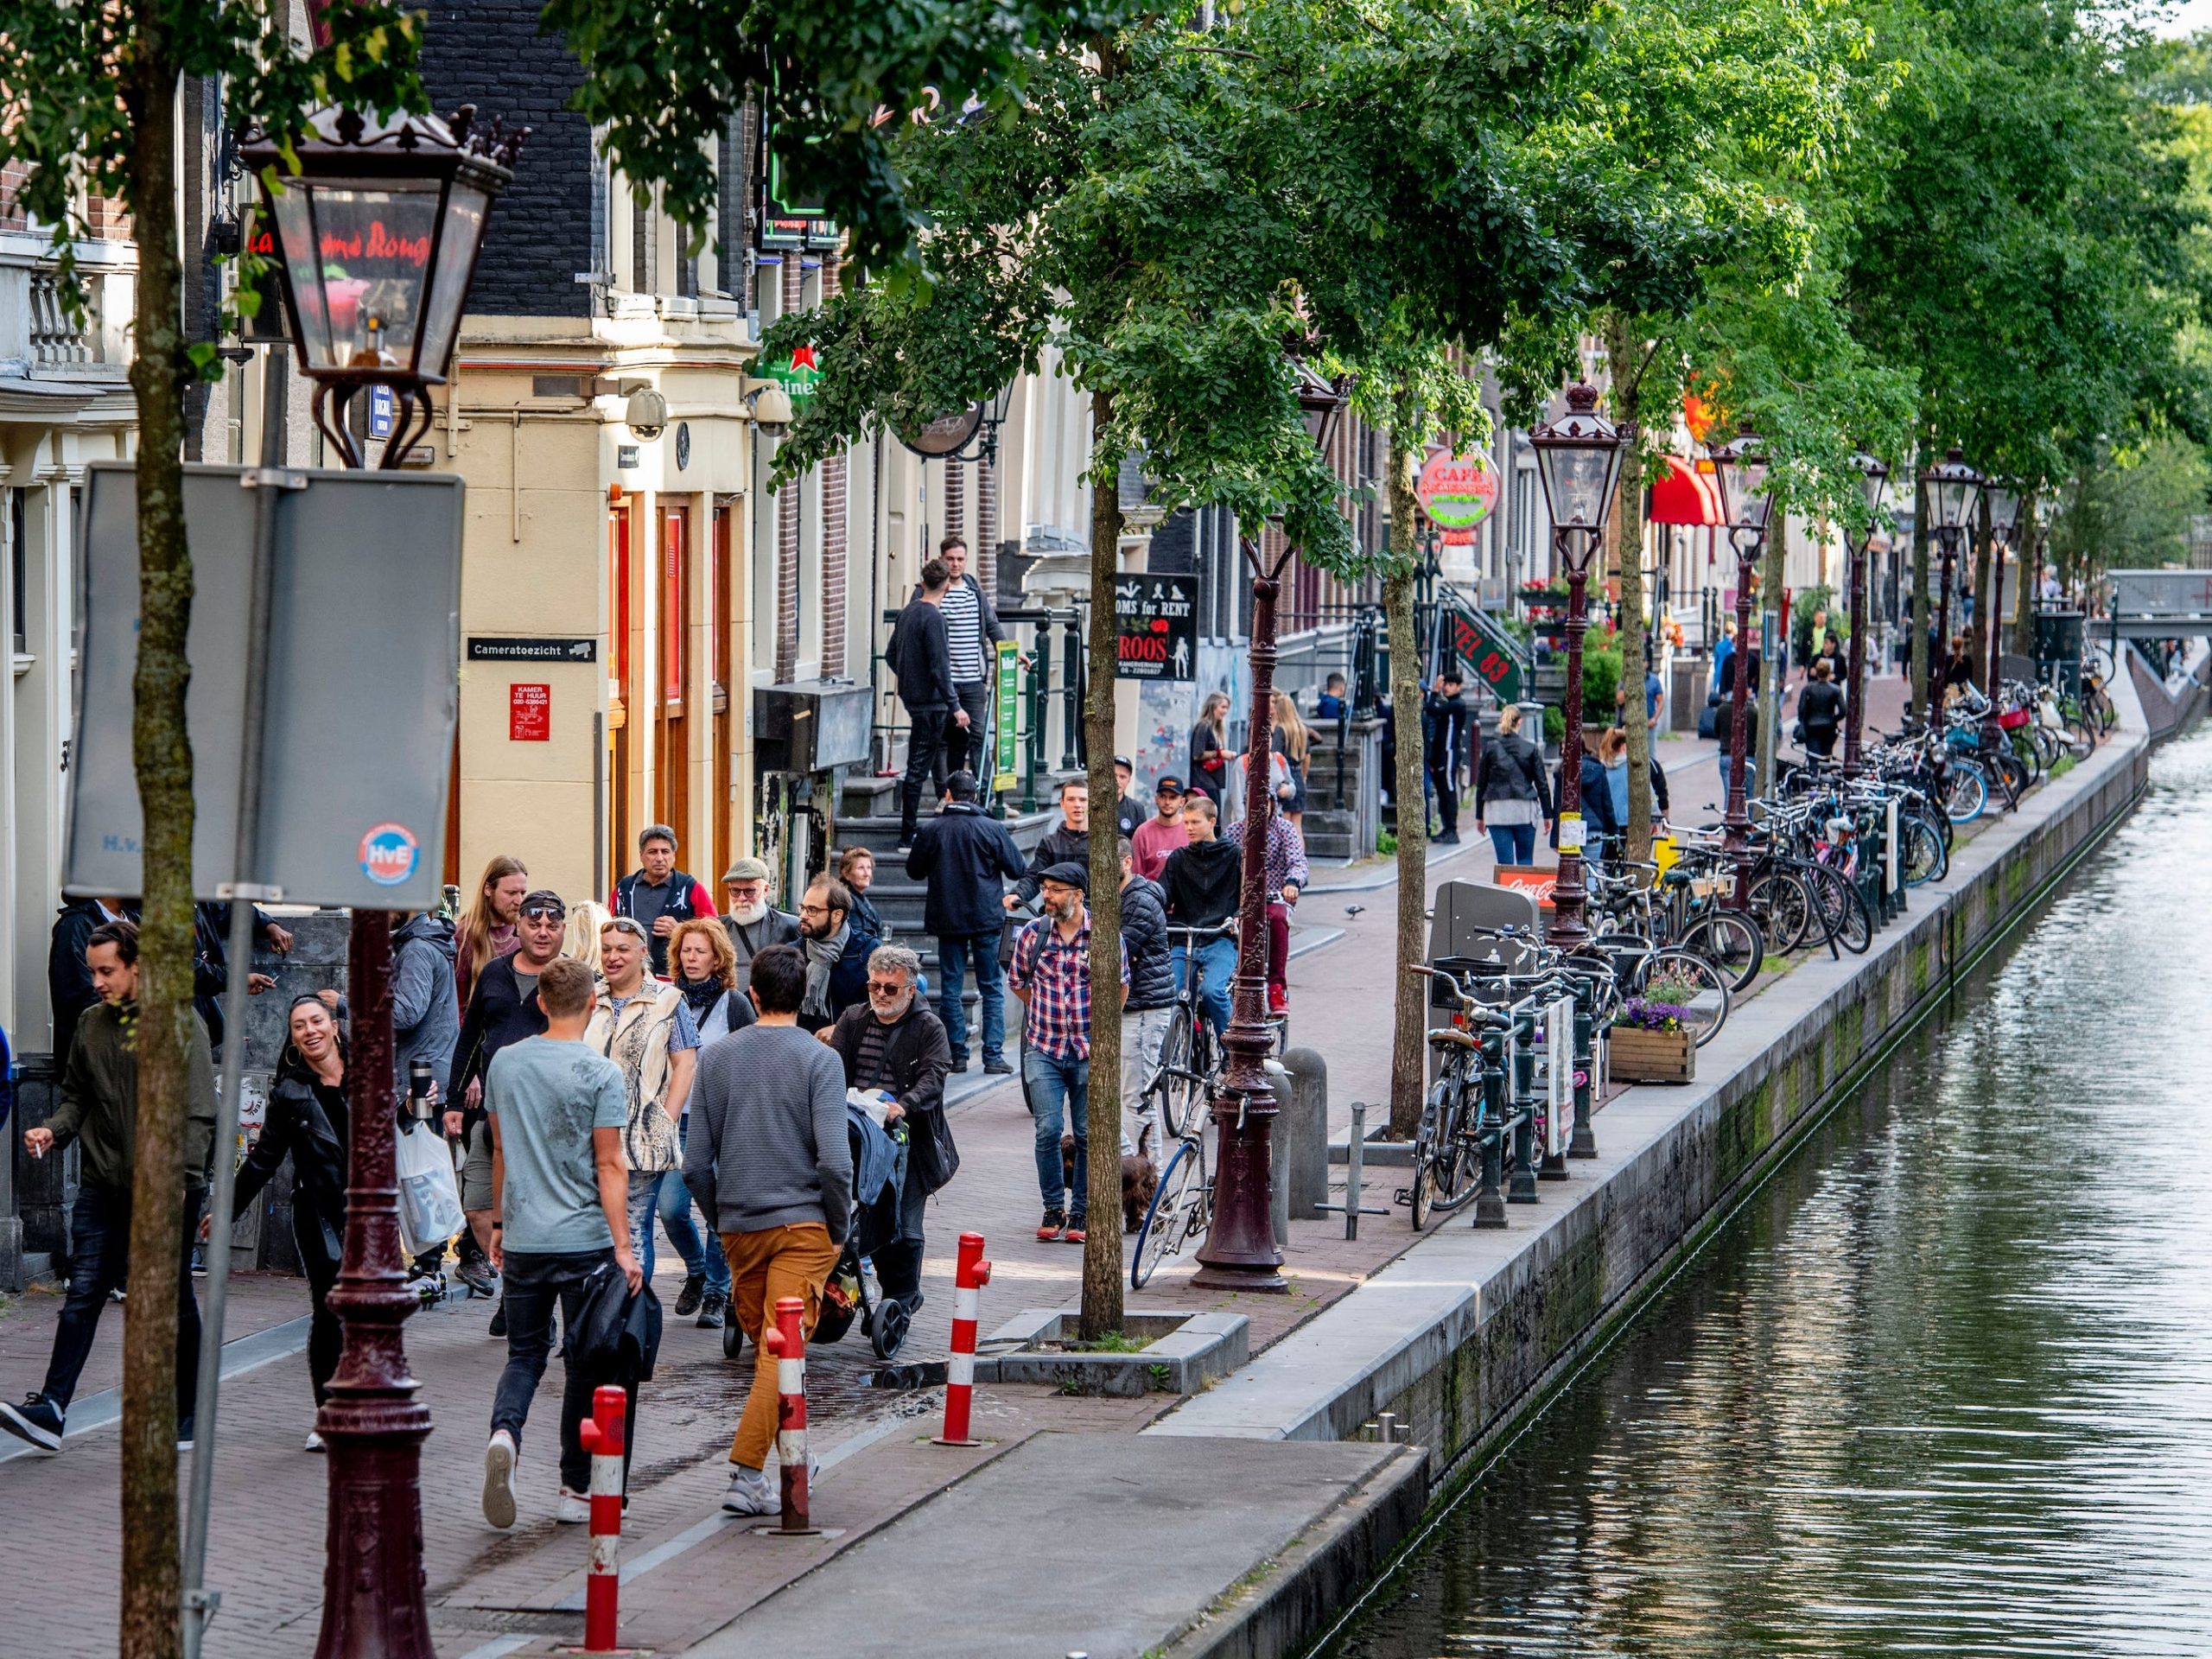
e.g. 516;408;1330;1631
519;889;566;920
1154;775;1186;794
723;856;772;884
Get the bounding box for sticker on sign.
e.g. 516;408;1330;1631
359;823;421;887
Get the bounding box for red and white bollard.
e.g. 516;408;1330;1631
760;1295;820;1536
934;1231;992;1447
574;1383;626;1653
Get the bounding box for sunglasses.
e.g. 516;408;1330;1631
521;905;565;922
868;979;910;996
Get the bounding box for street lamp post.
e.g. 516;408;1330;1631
1986;482;2024;696
1526;384;1628;950
1923;447;1983;672
1704;424;1775;909
1192;363;1347;1294
245;105;518;1659
1842;452;1891;780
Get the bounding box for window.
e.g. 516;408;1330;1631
10;489;24;654
661;508;686;702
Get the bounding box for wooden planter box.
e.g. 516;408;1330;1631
1608;1025;1694;1084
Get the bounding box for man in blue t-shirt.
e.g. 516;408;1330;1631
481;956;640;1531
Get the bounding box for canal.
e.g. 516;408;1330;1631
1323;726;2212;1659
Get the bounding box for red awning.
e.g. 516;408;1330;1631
1648;453;1723;525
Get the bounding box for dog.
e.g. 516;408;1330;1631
1060;1130;1078;1204
1122;1122;1160;1234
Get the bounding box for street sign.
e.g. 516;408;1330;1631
468;637;597;663
1417;452;1499;531
995;640;1020;792
1446;603;1524;704
1115;574;1197;681
68;462;463;910
509;683;550;741
368;384;396;440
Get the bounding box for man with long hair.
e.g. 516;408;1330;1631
456;855;530;1008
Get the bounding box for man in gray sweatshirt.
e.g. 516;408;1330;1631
683;942;851;1516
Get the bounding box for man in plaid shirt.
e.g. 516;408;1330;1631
1224;808;1308;1014
1009;861;1128;1243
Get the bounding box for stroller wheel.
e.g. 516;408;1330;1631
868;1297;912;1362
722;1319;744;1362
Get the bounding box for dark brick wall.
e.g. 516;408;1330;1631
418;1;594;319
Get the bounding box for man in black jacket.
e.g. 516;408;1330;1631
610;824;717;976
907;771;1027;1073
1009;777;1090;911
1159;797;1241;1032
891;557;963;849
1117;836;1177;1152
1423;668;1474;845
1797;658;1846;759
448;890;564;1329
825;944;951;1309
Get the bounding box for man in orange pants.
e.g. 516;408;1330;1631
682;943;851;1515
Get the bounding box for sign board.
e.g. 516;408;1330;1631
67;462;462;910
1417;452;1499;531
509;683;550;741
1545;996;1573;1157
1557;812;1586;853
994;640;1020;791
1115;574;1197;681
1493;864;1557;911
760;143;839;251
469;637;597;664
1446;605;1525;704
758;344;822;406
367;384;396;440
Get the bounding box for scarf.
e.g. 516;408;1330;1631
801;923;848;1021
675;974;725;1020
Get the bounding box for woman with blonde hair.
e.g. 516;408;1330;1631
455;855;529;1007
560;900;613;977
1189;690;1232;806
1269;690;1310;833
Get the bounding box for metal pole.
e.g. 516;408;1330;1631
1723;531;1760;909
182;347;290;1658
1842;532;1869;779
1342;1102;1364;1241
1192;543;1289;1292
1059;610;1081;772
1548;532;1594;948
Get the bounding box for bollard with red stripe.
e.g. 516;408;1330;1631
573;1384;627;1653
759;1295;821;1536
934;1232;992;1446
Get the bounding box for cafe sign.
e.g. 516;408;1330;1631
1417;452;1500;545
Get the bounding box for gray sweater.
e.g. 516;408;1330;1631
683;1023;853;1243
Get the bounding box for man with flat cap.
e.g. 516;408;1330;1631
719;857;800;998
1007;860;1127;1243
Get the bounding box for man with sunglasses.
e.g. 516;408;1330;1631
448;889;567;1334
823;944;951;1312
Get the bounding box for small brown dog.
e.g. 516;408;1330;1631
1122;1122;1160;1234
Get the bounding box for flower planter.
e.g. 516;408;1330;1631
1607;1025;1694;1084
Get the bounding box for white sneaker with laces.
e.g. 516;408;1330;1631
720;1464;775;1516
556;1487;590;1524
482;1430;518;1529
304;1429;326;1452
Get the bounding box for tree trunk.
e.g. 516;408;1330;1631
1608;315;1653;861
1968;493;1992;691
120;21;192;1659
1079;391;1125;1339
1757;530;1784;790
1911;474;1932;720
2013;490;2041;660
1383;431;1428;1141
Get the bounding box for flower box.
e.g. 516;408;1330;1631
1607;1025;1694;1084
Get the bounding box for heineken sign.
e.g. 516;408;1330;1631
1416;452;1499;539
759;343;821;404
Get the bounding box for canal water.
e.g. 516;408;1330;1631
1324;728;2212;1659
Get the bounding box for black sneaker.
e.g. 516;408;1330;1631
1036;1210;1067;1242
675;1273;706;1319
1434;830;1460;846
488;1300;507;1338
176;1416;195;1452
696;1289;728;1329
947;1052;971;1074
982;1057;1014;1076
0;1394;63;1452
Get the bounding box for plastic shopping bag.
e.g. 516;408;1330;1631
395;1120;466;1258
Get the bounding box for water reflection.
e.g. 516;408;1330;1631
1328;729;2212;1659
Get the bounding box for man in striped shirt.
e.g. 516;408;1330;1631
923;536;1007;780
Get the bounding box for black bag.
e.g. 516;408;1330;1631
911;1103;962;1193
1697;693;1720;741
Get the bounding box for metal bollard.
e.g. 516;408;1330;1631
1315;1102;1388;1239
760;1297;820;1536
573;1384;627;1653
935;1232;992;1447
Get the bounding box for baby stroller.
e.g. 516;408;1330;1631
721;1097;912;1363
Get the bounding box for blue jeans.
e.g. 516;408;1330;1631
1719;755;1756;801
1170;937;1236;1033
44;1185;203;1414
1487;823;1536;865
937;931;1006;1063
642;1117;728;1294
1024;1050;1090;1219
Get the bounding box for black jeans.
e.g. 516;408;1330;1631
492;1248;636;1494
873;1152;932;1303
1427;765;1459;835
44;1184;204;1416
296;1213;343;1408
945;678;992;779
900;704;950;839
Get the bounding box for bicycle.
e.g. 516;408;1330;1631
1129;921;1237;1289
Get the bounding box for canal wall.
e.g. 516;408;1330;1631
1150;687;2154;1653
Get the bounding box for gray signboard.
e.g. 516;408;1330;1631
67;462;464;910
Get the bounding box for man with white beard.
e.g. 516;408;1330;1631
719;857;801;998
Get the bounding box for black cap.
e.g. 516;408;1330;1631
1154;775;1186;795
1038;861;1090;896
1114;754;1134;770
520;889;566;918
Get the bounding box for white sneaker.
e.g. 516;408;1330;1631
556;1487;590;1524
720;1464;775;1516
482;1430;518;1529
303;1429;326;1452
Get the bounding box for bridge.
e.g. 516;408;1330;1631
2105;568;2212;638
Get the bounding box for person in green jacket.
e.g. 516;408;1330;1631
0;919;216;1454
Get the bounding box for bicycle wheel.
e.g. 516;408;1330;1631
1647;950;1731;1046
1898;812;1947;887
1423;1071;1481;1215
1147;1016;1210;1141
1131;1141;1205;1289
1987;745;2026;804
1806;862;1872;954
1942;763;1987;823
1748;870;1813;956
1682;909;1764;993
